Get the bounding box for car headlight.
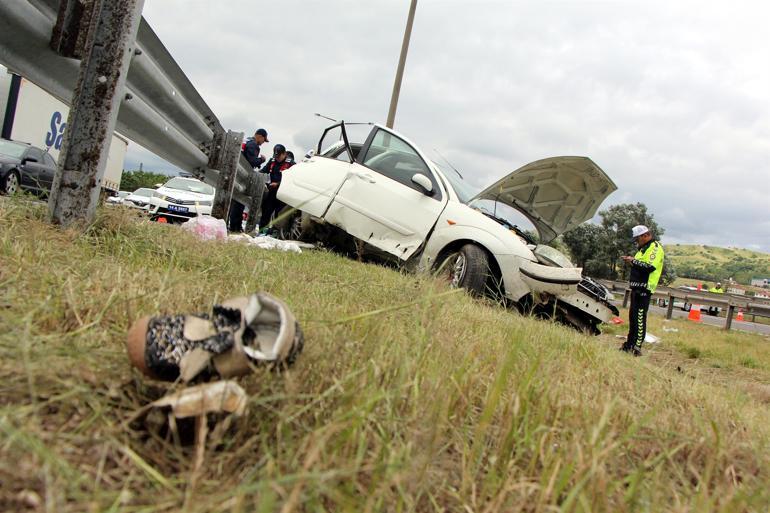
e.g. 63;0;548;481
196;200;212;207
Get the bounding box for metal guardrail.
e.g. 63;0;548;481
600;280;770;330
0;0;265;229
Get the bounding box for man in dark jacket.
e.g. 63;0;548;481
258;144;292;232
228;128;268;232
620;225;665;356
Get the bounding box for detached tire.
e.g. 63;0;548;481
438;243;489;296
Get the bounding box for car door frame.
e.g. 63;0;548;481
20;147;46;191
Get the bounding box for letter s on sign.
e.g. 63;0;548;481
45;112;61;147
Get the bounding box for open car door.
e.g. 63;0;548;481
277;122;356;217
323;126;448;260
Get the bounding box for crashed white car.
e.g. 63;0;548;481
276;122;619;333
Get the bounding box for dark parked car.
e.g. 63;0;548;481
0;139;57;195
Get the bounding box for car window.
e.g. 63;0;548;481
25;148;44;162
43;153;57;168
360;129;441;199
0;139;28;158
164;177;214;195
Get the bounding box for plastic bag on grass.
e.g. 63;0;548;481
181;215;228;241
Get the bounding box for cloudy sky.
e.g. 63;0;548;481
127;0;770;251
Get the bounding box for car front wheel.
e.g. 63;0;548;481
437;243;489;296
1;170;20;195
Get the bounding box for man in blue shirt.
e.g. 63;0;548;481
229;128;268;232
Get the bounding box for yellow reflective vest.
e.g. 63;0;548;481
629;240;665;293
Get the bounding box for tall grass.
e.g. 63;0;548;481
1;199;769;512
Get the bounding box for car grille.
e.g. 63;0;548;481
164;196;210;206
578;276;612;302
127;199;148;207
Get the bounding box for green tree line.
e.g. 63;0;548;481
561;202;677;285
120;170;170;192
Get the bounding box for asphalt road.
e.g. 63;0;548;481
613;300;770;336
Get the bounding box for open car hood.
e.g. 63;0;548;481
470;156;616;242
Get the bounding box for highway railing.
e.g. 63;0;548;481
0;0;265;230
600;280;770;330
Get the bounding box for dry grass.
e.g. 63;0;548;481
1;199;770;512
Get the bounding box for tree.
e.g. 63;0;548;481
120;170;170;191
561;224;603;269
561;202;674;281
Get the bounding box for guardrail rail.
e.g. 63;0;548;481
600;280;770;331
0;0;265;229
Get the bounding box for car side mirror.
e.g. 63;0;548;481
304;149;315;160
154;183;163;188
411;173;434;195
22;157;38;165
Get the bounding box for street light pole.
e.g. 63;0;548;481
386;0;418;129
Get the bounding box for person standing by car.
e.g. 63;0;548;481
258;144;292;233
620;225;665;356
228;128;268;232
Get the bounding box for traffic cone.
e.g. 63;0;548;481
736;309;744;321
688;305;702;322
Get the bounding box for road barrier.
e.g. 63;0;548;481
0;0;264;229
600;280;770;331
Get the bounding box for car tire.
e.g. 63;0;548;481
438;243;489;296
1;170;21;195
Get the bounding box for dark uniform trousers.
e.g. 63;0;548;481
625;289;651;350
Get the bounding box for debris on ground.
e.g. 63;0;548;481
148;380;247;418
644;333;661;344
228;233;305;253
181;215;228;241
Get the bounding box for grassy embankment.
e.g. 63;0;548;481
2;199;770;512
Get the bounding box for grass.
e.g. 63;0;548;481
2;199;770;512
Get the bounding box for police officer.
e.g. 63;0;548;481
620;225;665;356
228;128;268;232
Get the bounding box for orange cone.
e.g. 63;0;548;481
688;304;702;322
736;309;744;321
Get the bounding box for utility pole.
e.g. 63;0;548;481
386;0;418;129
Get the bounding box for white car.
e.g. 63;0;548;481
106;190;130;205
123;187;156;210
276;122;619;333
148;177;214;222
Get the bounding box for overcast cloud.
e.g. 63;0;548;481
125;0;770;251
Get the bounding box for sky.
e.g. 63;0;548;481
125;0;770;252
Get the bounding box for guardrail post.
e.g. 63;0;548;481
725;304;735;331
209;130;243;220
622;289;630;308
48;0;145;227
244;172;265;233
666;294;674;320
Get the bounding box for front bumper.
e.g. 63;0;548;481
149;199;211;220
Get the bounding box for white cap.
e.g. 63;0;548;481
631;225;650;238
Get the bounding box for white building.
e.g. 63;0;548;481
750;278;770;288
1;69;127;192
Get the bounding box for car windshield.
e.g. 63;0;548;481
164;178;214;195
133;188;155;197
0;140;29;159
432;161;478;204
